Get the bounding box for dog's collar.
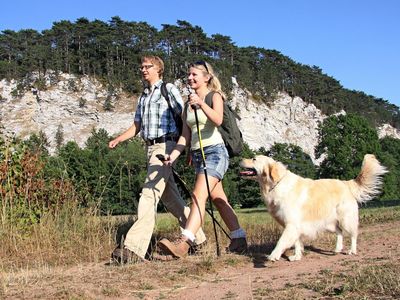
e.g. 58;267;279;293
269;171;287;192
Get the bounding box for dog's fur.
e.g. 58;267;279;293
240;154;387;261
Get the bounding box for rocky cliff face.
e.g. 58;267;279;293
0;73;135;152
229;78;325;163
1;73;399;162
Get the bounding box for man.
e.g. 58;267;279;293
109;55;206;263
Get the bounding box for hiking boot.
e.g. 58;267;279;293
226;237;248;254
111;247;146;264
158;236;192;258
188;240;207;255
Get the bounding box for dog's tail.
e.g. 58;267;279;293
351;154;387;203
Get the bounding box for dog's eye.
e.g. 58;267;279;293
252;158;256;161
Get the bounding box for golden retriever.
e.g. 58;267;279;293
240;154;387;261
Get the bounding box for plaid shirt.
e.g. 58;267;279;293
134;80;183;141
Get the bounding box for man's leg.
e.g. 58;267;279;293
123;144;169;259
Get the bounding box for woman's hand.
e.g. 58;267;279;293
189;93;204;109
163;154;174;166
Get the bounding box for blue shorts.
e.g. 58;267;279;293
191;143;229;180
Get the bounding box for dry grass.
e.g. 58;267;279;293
0;206;399;299
0;205;116;270
296;262;400;299
1;204;398;271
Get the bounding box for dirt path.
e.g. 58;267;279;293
169;220;400;299
2;221;400;299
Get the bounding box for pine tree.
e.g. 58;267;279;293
55;124;64;152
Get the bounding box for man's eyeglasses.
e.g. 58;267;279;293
193;60;209;73
139;64;154;71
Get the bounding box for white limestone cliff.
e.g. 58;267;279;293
1;73;399;162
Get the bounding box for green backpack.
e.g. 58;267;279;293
205;92;244;157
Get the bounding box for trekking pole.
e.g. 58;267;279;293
156;154;230;240
190;92;221;257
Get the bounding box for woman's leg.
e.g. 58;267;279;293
157;173;219;258
210;180;240;231
210;181;247;254
184;173;220;236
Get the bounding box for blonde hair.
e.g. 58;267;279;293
191;61;226;100
141;55;164;78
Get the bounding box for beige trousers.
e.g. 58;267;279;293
124;140;206;258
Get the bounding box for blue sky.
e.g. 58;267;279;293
1;0;399;107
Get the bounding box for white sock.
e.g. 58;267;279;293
230;228;246;239
182;229;195;242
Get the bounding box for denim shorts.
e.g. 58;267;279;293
191;143;229;180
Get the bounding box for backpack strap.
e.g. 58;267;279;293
160;82;183;135
160;82;170;105
161;82;182;113
204;91;241;120
204;91;216;108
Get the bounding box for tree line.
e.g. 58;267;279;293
1;17;399;128
1;113;399;223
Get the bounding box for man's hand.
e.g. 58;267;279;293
109;139;120;148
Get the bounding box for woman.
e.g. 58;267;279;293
158;60;247;258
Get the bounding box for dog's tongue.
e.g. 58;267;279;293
240;170;256;176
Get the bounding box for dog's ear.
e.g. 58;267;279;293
269;162;286;183
261;162;271;179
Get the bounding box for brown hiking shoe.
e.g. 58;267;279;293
226;237;248;254
158;236;191;258
111;247;147;264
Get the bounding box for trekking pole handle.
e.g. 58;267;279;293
187;86;199;110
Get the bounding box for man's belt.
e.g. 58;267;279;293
145;135;177;146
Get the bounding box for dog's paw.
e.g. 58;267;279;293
347;250;357;255
267;254;281;261
288;254;302;261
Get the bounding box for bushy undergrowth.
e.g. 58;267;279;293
0;140;116;270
